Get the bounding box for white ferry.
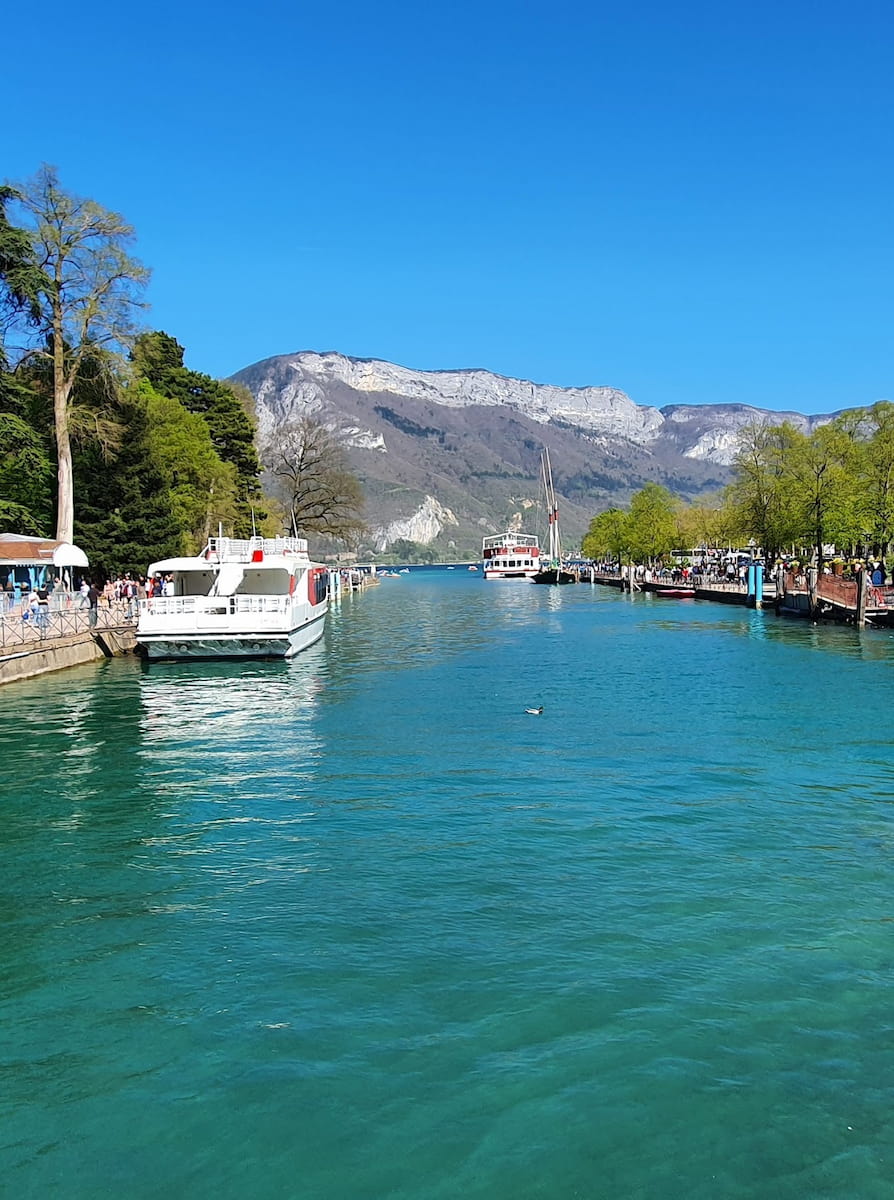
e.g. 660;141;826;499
137;535;328;660
481;533;541;580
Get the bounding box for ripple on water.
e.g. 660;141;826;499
1;580;894;1197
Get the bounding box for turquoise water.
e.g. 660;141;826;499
2;575;894;1199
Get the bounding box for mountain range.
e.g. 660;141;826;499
231;351;838;557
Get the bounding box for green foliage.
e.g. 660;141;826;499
855;402;894;558
726;421;802;560
0;412;53;532
627;483;678;563
0;185;47;358
674;491;736;552
142;381;239;549
133;331;265;535
582;508;630;560
7;166;150;541
387;538;437;564
720;412;894;563
783;421;862;561
72;384;182;576
583;485;679;564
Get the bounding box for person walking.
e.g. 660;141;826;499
87;583;100;628
35;584;50;635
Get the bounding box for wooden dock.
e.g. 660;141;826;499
586;572;774;607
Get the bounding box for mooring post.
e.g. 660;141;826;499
856;567;868;628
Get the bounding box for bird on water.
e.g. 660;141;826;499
525;706;543;715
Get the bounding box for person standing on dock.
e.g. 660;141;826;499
87;583;100;628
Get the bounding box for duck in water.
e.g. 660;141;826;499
525;706;543;715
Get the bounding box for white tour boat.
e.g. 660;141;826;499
137;535;329;660
481;532;541;580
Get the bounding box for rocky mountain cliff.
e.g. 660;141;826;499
231;351;838;557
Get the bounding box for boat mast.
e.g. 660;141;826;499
542;449;561;564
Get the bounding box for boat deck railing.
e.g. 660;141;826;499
140;594;292;618
482;534;539;550
205;535;308;561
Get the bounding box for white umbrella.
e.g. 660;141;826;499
52;543;89;568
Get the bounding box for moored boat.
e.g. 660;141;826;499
136;535;328;660
532;449;575;585
482;533;541;580
654;587;696;598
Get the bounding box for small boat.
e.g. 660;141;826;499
137;535;328;660
468;565;478;572
655;587;695;598
482;532;541;580
532;450;575;585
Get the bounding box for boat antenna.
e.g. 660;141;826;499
251;508;257;537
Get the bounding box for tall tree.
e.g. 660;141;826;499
857;402;894;560
141;381;239;549
727;420;801;561
132;330;265;535
0;184;46;355
0;184;50;483
626;483;678;563
264;416;366;543
582;508;630;561
0;412;53;532
73;384;182;576
7;166;149;542
674;491;737;553
786;421;862;565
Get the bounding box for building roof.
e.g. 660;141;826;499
0;535;89;568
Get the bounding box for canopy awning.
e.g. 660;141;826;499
146;556;214;575
0;534;89;569
52;542;89;568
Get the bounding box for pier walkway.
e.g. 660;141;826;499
0;599;138;686
586;571;776;606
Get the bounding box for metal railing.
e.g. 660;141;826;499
139;595;290;617
0;598;135;651
205;535;308;560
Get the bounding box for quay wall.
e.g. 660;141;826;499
0;627;137;687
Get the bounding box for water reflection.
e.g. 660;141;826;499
137;647;327;804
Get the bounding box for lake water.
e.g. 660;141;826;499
2;574;894;1198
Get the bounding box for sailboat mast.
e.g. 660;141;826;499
543;448;561;563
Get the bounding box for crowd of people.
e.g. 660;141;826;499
1;572;175;632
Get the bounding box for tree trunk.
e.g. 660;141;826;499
53;363;75;543
52;276;75;544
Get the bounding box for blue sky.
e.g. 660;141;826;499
4;0;892;413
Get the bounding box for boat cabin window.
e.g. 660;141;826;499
236;568;292;596
178;571;215;596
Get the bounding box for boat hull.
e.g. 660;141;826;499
139;613;326;661
531;569;576;585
